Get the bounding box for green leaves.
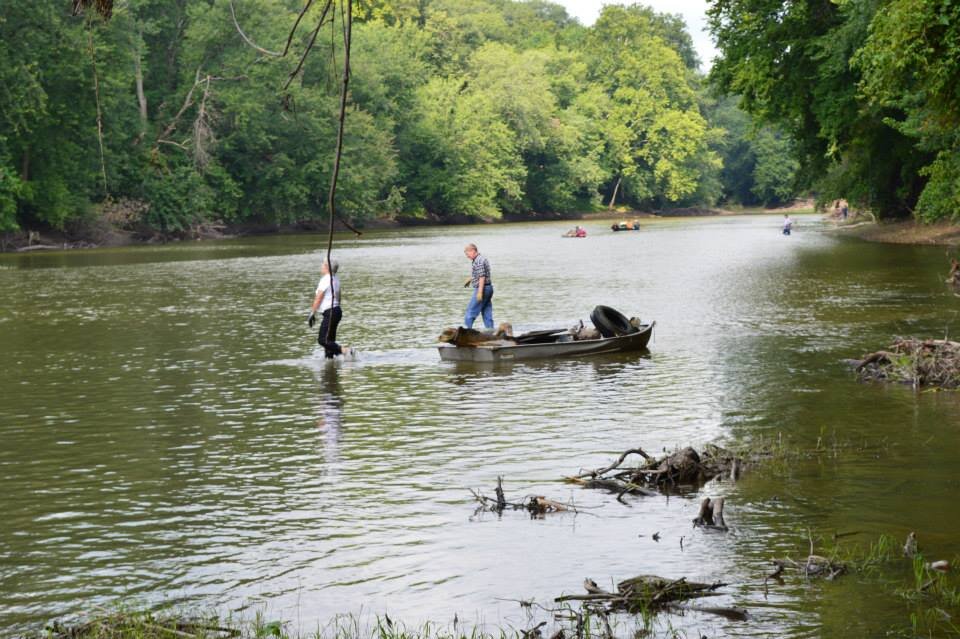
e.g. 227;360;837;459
709;0;960;220
855;0;960;220
0;138;24;231
0;0;777;232
586;5;714;208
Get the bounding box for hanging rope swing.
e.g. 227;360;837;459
324;0;352;269
225;0;356;351
74;0;356;352
318;0;352;354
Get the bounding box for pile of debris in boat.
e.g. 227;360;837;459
436;306;655;362
853;338;960;388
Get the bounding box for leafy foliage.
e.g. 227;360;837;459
0;0;797;235
709;0;960;220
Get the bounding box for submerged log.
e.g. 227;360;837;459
564;476;659;496
666;603;749;622
556;574;728;615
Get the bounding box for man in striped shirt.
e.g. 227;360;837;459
463;243;494;329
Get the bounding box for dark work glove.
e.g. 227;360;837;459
307;311;316;328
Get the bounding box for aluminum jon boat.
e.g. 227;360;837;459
437;322;655;363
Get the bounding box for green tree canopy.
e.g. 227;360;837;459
0;0;796;236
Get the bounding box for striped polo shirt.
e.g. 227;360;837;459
470;254;491;287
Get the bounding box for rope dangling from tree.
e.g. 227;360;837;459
322;0;352;347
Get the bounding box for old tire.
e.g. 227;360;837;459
591;305;633;338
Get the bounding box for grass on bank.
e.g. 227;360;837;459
29;606;699;639
34;609;508;639
799;532;960;637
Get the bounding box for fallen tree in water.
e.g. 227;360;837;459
552;575;747;624
564;445;754;500
854;338;960;388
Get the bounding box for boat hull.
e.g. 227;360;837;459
438;322;654;362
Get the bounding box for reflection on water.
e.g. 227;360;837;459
2;216;960;637
315;365;344;467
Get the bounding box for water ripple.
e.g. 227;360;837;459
3;217;960;637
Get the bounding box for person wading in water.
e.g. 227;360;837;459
307;258;351;358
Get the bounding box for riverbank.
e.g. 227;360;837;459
1;201;818;253
832;218;960;246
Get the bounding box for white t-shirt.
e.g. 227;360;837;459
315;274;341;312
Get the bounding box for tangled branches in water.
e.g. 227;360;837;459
565;445;753;501
855;338;960;388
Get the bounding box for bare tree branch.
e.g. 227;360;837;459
157;68;202;145
228;0;282;57
283;0;316;56
283;0;335;92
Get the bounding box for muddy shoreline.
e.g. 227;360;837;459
830;218;960;246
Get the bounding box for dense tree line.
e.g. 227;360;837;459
709;0;960;220
0;0;797;235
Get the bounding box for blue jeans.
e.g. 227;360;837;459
464;284;494;329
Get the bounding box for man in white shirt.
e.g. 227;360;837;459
307;258;346;358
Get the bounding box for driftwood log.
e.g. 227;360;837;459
555;574;728;614
565;445;749;499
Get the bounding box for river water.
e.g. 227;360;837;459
2;215;960;637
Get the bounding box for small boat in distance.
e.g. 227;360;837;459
612;220;641;231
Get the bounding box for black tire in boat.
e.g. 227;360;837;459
590;305;634;338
